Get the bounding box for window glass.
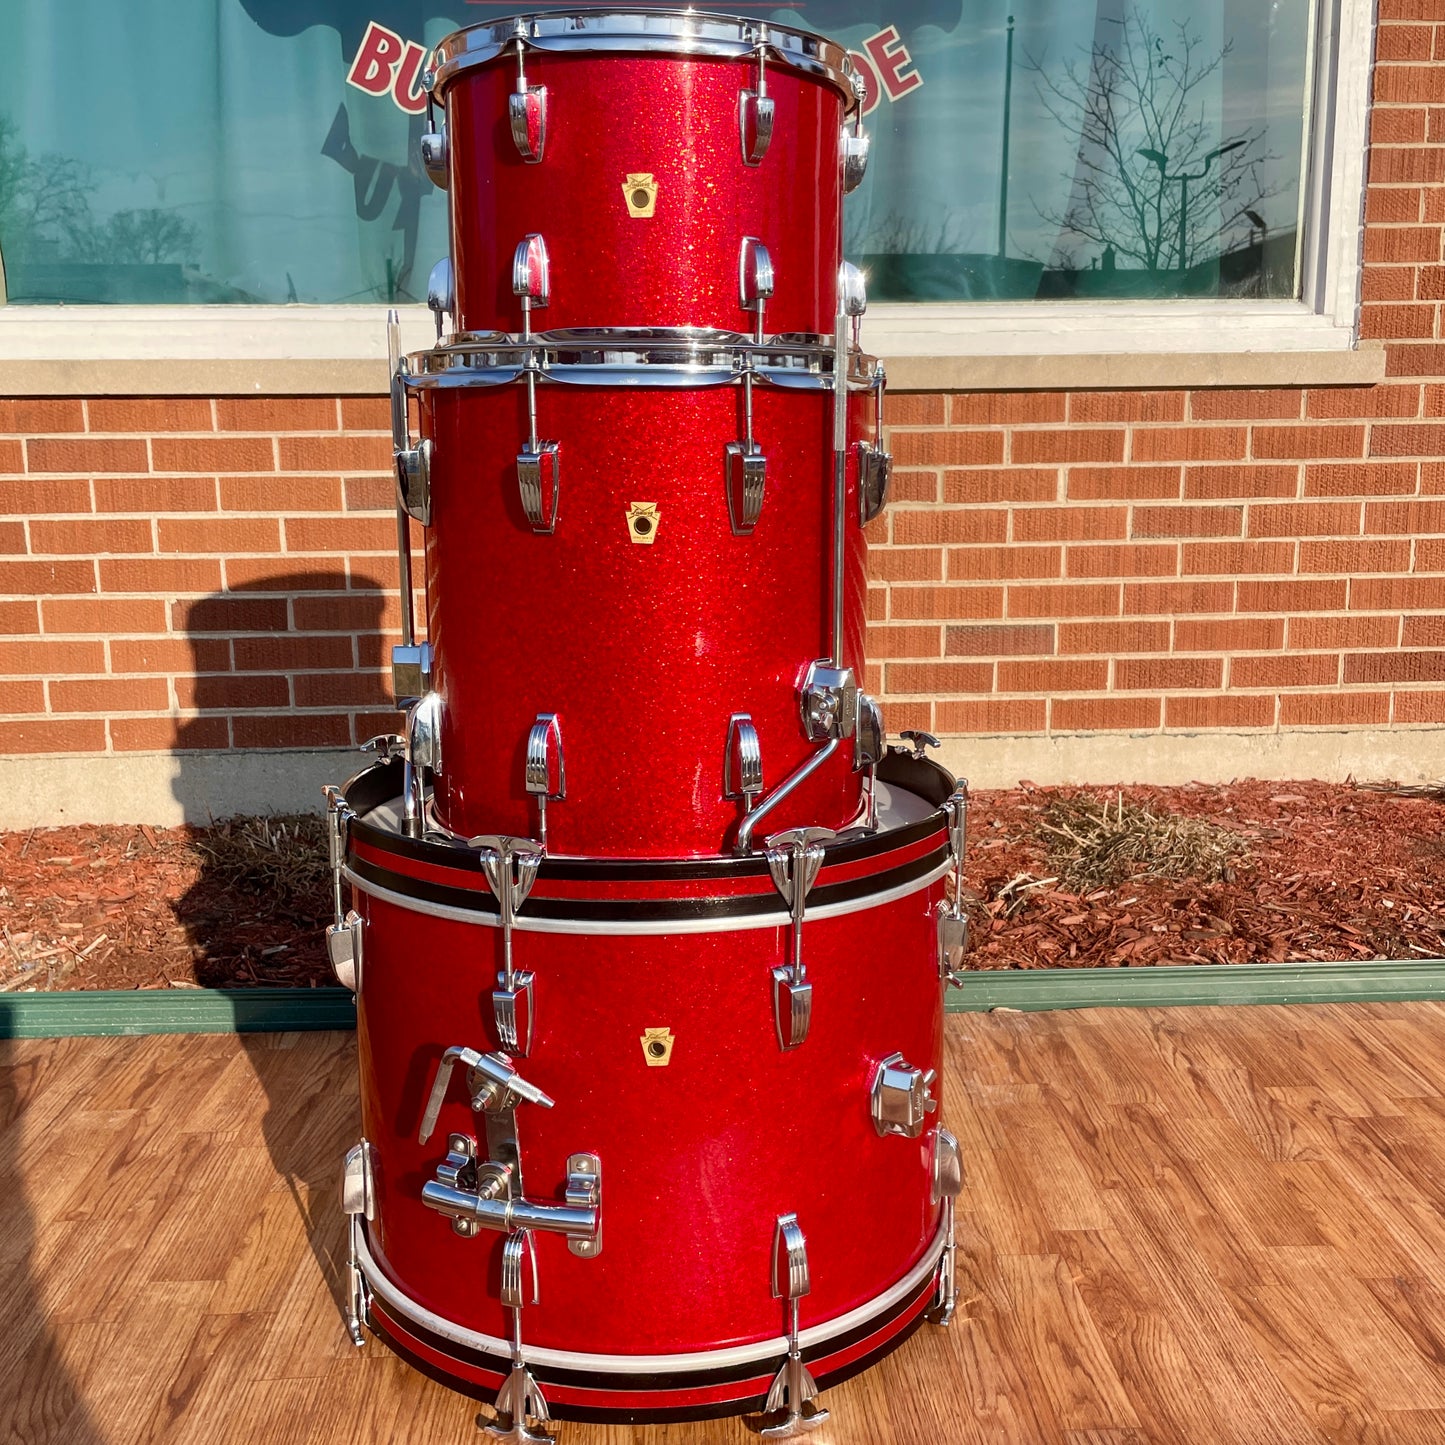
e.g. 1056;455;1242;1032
0;0;1315;306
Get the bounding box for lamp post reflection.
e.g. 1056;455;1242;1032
1136;138;1246;271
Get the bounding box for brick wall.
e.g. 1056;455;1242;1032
1;3;1443;778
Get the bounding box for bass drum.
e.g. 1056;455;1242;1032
408;338;885;858
427;11;860;338
335;749;960;1422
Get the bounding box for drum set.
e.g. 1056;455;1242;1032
322;11;971;1438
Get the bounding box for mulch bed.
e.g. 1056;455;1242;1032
1;779;1443;992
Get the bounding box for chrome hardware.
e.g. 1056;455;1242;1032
856;442;891;525
841;124;870;193
486;1231;554;1444
738;236;774;344
724;713;763;811
400;691;443;839
427;256;455;341
799;660;858;743
322;783;353;926
740;33;774;165
524;713;565;851
735;738;840;856
359;732;405;761
517;439;560;533
396;437;432;525
854;693;883;772
766;826;833;1050
870;1052;939;1139
564;1154;603;1259
340;1141;375;1347
938;783;970;986
513;234;551;339
469;836;546;1055
391;640;432;704
419;1045;555;1146
899;729;941;760
725;441;766;535
838;261;867;328
938;908;968;988
926;1127;964;1326
509;87;548;163
387;308;418;645
326;909;364;993
420;125;448;188
762;1213;828;1437
422;1170;601;1241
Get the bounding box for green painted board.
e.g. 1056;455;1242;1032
0;987;355;1039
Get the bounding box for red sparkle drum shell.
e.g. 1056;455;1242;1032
413;351;878;857
430;13;854;337
340;752;953;1417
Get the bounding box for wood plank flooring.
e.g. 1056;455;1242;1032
7;1003;1445;1442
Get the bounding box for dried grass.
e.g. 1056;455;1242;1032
1035;790;1246;892
189;814;329;913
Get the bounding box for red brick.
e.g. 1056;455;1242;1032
284;516;397;553
1058;621;1171;654
1421;462;1445;492
1051;697;1160;732
890;431;1004;467
151;437;275;473
942;468;1058;504
1363;262;1419;296
293;672;393;708
945;623;1055;656
92;476;217;512
1190;390;1303;421
220;475;344;512
222;558;354;591
1278;692;1391;726
885;661;994;695
1123;581;1233;615
177;596;290;633
1011;430;1124;465
1307;385;1421;419
1381;0;1445;20
1417;267;1445;300
1344;650;1445;683
1238;579;1348;612
1248;501;1362;537
273;430;401;471
949;393;1065;425
997;659;1108;693
0;719;106;753
1360;303;1440;339
1365;228;1444;265
28;438;147;474
890;586;1004;620
1394;690;1445;722
0;400;85;433
174;674;292;709
342;475;398;512
945;546;1060;581
1367;189;1426;224
1;680;46;713
1254;426;1367;460
233;635;354;671
1376;23;1435;59
232;713;352;749
29;519;153;555
1067;466;1181;501
935;698;1047;734
1403;615;1445;645
340;397;393;430
1294;615;1401;649
1351;576;1445;609
1175;618;1284;651
1068;392;1184;424
1131;427;1247;463
98;558;222;594
0;560;96;595
110;638;230;673
1134;505;1243;538
878;700;931;734
1013;507;1127;543
1366;499;1445;532
110;716;231;751
156;518;281;555
1413;534;1445;566
1300;539;1413;573
290;594;396;633
1066;543;1177;578
1184;465;1299;500
216;398;340;432
882;471;939;506
1232;655;1340;688
1371;106;1429;141
42;598;167;635
1166;695;1276;729
1115;657;1222;691
0;522;25;554
869;548;942;582
88;399;214;432
1007;583;1120;619
49;677;171;713
0;600;39;634
0;479;92;515
1371;146;1445;185
1372;423;1445;457
1377;60;1445;100
0;640;105;674
1304;461;1418;496
891;510;1008;547
1181;542;1295;576
1387;342;1445;375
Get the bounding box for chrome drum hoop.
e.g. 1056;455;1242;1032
403;334;885;393
427;9;861;111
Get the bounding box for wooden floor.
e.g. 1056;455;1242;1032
8;1004;1445;1443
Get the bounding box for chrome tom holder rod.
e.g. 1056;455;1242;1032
761;1213;828;1437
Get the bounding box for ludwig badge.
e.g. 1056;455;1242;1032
623;172;658;218
626;501;660;544
640;1027;675;1066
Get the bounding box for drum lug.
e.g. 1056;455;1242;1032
525;713;566;851
761;1213;829;1437
509;85;548;163
339;1141;375;1347
470;834;547;1054
799;659;858;742
426;256;454;342
938;783;970;986
738;236;774;342
926;1127;964;1326
869;1052;939;1139
853;693;883;772
724;713;763;811
326;909;364;993
841;124;870;193
322;783;355;926
513;234;551;339
766;826;833;1050
493;976;536;1058
419;124;448;188
517;440;560;533
396;437;431;526
855;441;892;526
740;89;775;165
724;441;766;535
391;640;432;705
484;1231;554;1444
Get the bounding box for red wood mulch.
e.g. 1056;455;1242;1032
1;778;1443;992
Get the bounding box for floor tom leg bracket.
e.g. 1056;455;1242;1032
761;1213;828;1437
